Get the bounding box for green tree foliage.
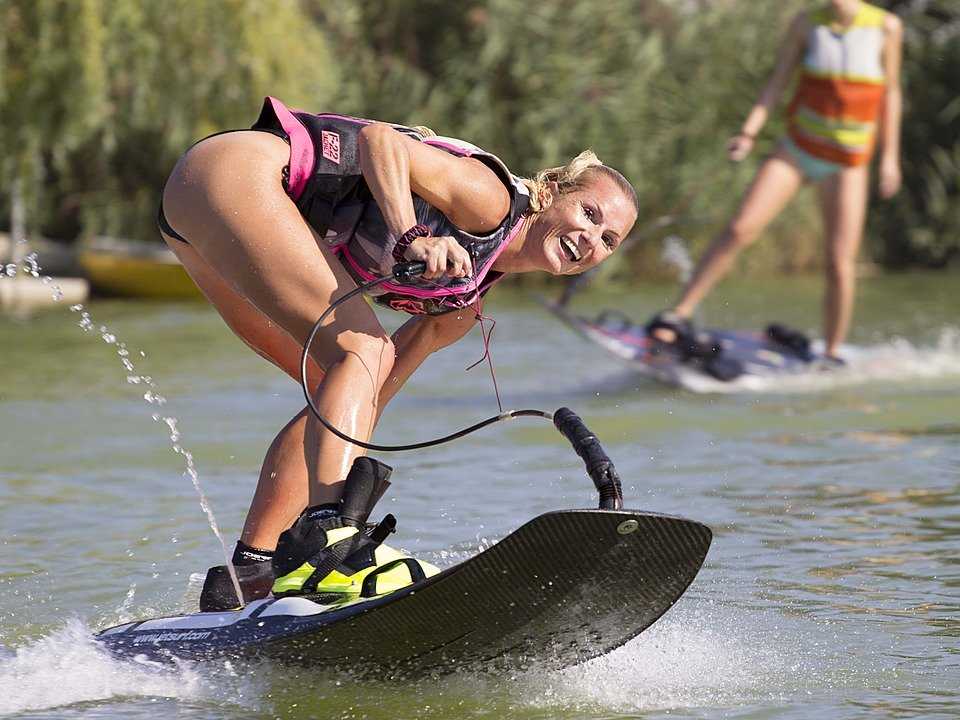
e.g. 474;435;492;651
1;0;956;272
0;0;109;233
868;0;960;268
314;0;820;277
316;0;957;273
1;0;337;241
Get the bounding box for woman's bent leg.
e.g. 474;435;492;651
818;165;869;357
674;149;805;317
241;408;315;549
163;131;393;538
165;236;326;549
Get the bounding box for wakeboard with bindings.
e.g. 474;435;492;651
97;409;711;676
544;301;828;389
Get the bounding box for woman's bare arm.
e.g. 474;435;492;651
878;13;904;198
357;123;511;277
729;12;809;159
358;124;510;234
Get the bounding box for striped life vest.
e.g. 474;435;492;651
787;2;888;166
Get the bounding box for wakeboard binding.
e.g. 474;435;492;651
646;310;744;381
766;323;815;362
199;456;437;612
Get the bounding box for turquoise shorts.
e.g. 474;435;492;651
782;137;843;182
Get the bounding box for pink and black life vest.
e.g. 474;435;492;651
253;97;531;315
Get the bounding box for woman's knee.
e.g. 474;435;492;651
726;218;761;249
322;331;396;385
825;252;856;283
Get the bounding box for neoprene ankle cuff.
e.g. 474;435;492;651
233;541;275;566
305;503;340;521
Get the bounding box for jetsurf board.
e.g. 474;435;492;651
545;302;826;389
98;509;711;675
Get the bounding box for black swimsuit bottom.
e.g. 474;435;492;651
157;127;288;245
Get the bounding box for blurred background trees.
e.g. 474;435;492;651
1;0;957;276
1;0;336;243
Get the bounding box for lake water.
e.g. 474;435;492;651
0;272;957;719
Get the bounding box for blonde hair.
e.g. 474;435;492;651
522;150;638;214
410;125;436;138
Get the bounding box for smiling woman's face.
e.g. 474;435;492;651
526;171;638;275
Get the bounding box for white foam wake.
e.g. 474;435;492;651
674;327;960;394
0;619;259;715
511;598;893;714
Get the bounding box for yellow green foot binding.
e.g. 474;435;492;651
271;524;362;597
272;456;439;599
272;509;439;598
358;554;440;597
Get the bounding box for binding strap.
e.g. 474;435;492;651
301;529;362;594
303;514;398;593
360;558;428;598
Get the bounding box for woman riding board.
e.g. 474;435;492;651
159;97;638;610
649;0;902;363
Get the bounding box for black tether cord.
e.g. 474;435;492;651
299;261;554;452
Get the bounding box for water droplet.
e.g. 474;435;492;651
23;252;40;277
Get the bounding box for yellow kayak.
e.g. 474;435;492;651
79;237;202;300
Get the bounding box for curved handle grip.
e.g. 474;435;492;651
553;407;623;510
391;261;428;281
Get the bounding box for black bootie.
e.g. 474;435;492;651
271;457;394;597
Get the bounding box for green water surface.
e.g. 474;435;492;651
0;272;957;719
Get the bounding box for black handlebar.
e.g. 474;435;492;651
391;261;428;282
553;407;623;510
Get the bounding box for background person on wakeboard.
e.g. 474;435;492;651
158;97;638;610
648;0;903;363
